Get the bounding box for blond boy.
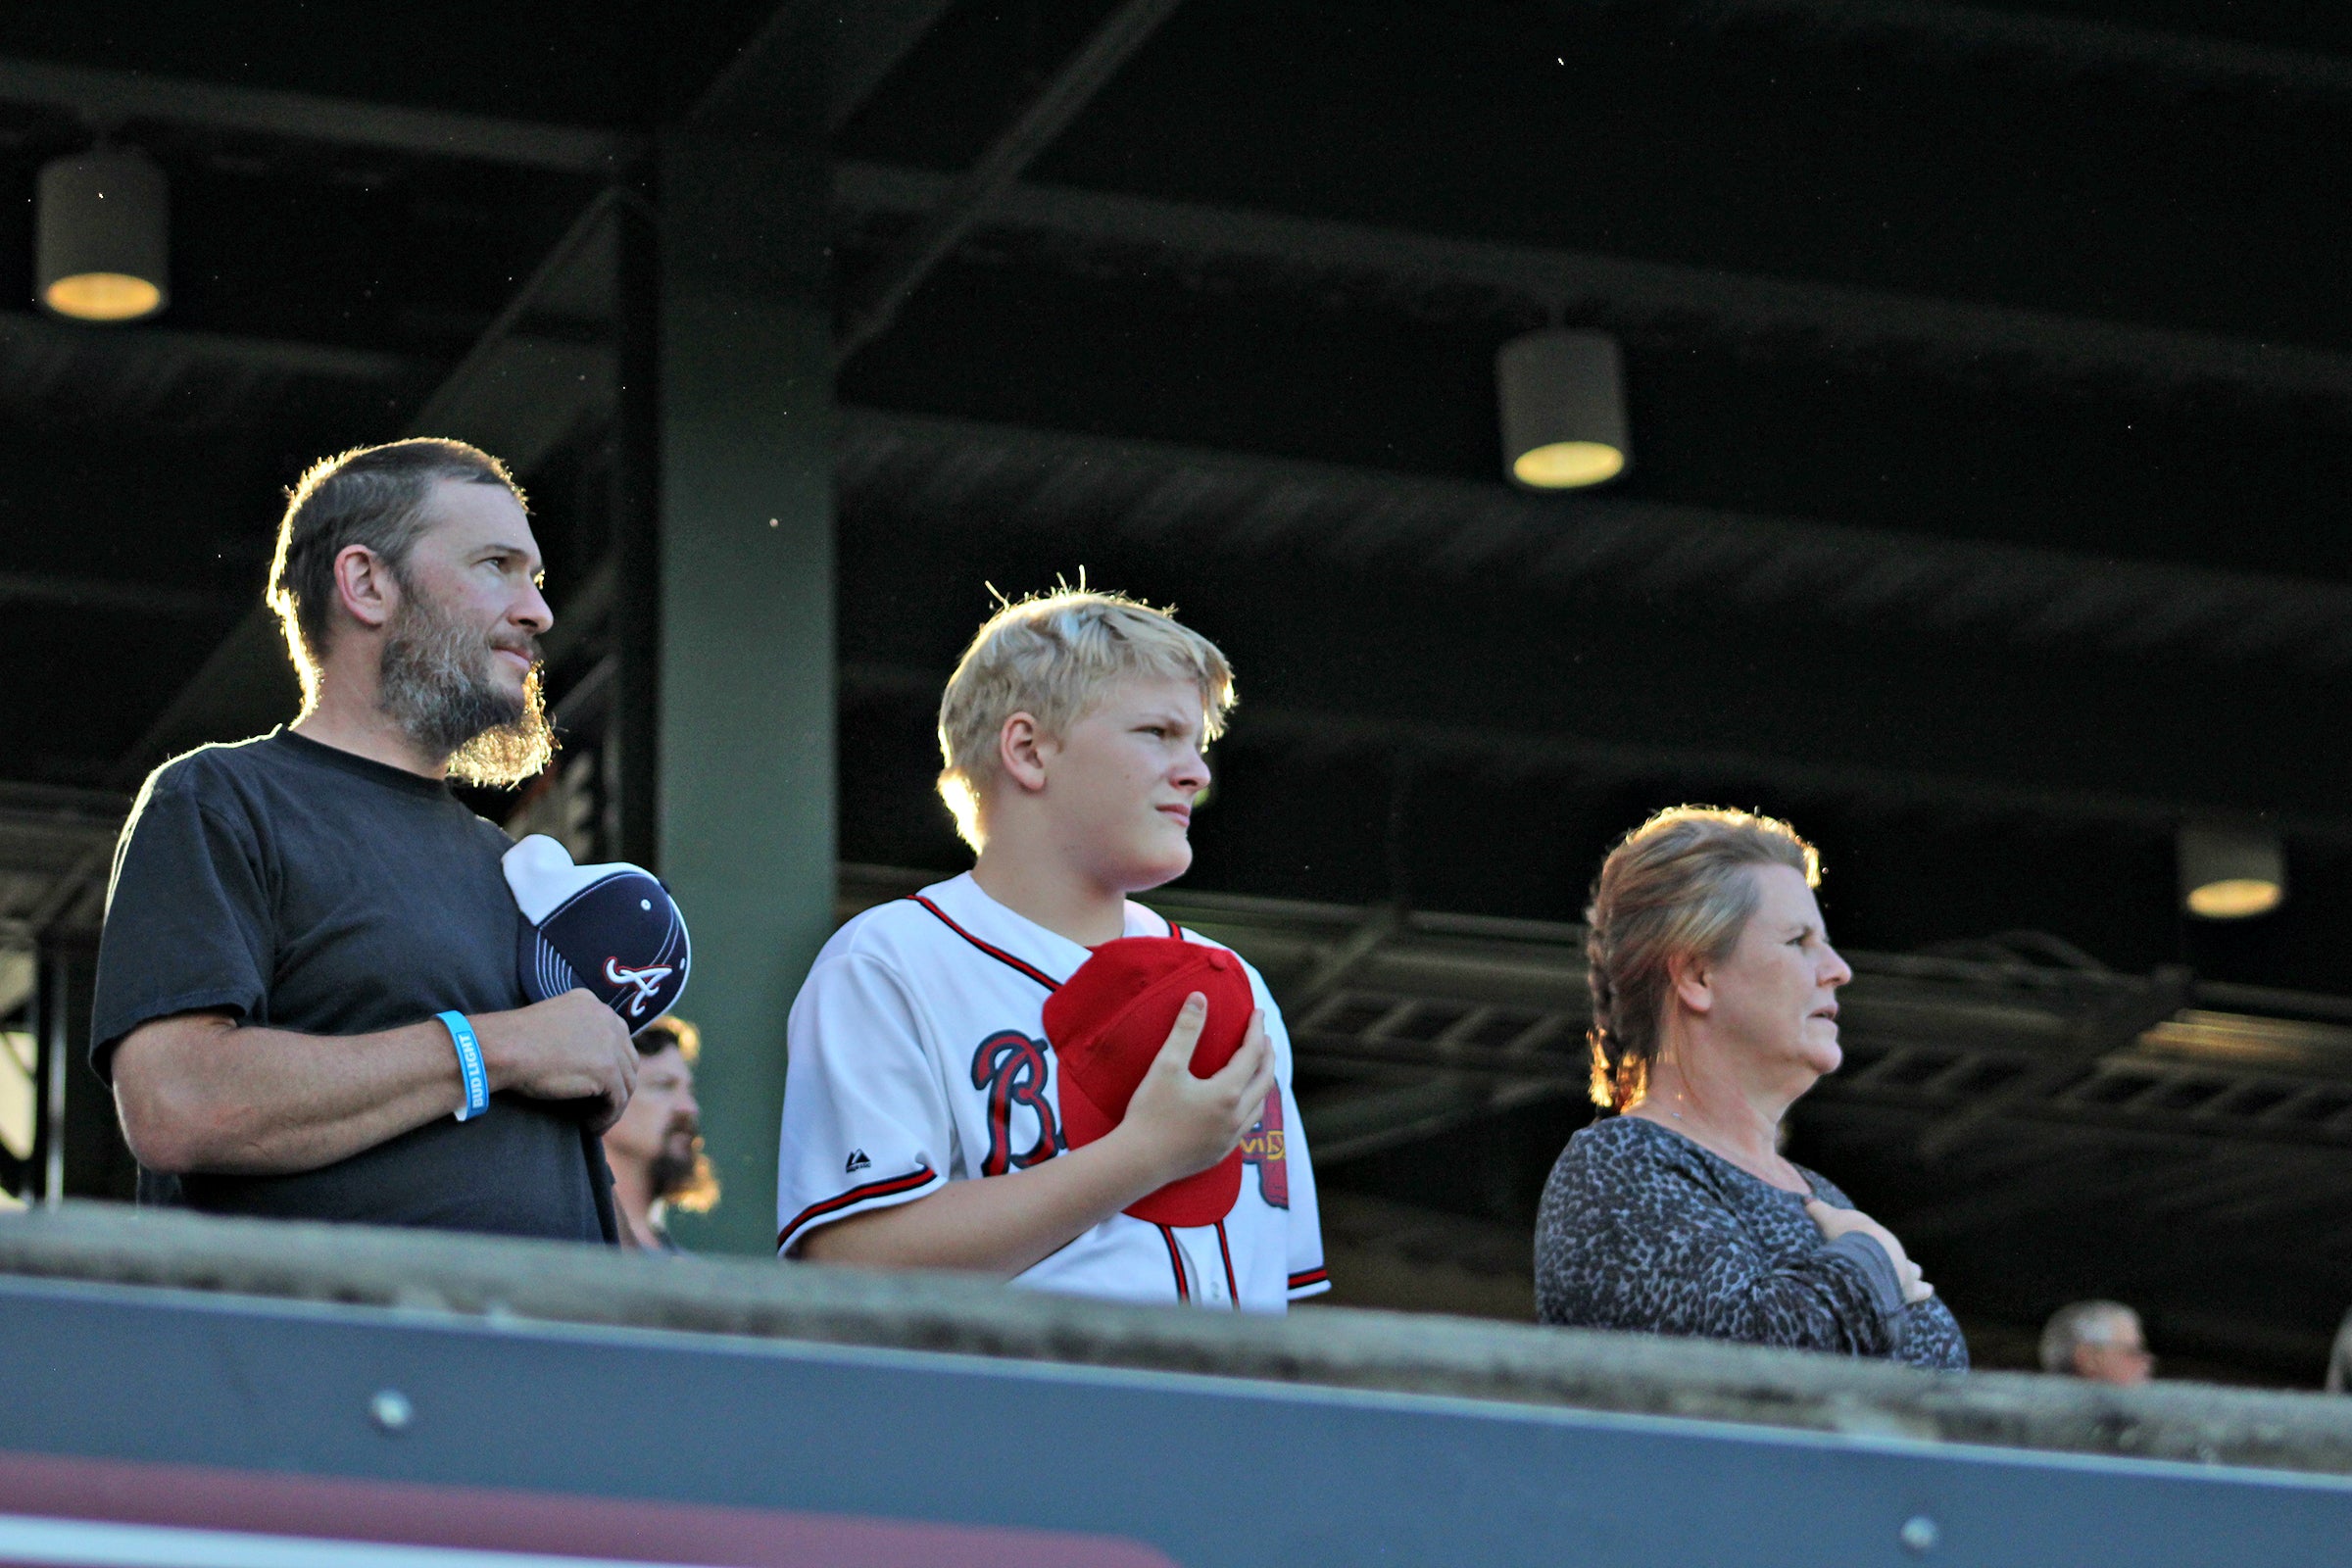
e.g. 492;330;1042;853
773;590;1327;1307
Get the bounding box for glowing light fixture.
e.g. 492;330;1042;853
2180;821;2284;919
36;148;169;322
1497;327;1628;489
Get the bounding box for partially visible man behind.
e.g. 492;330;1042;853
603;1016;718;1250
91;438;638;1240
2040;1299;2155;1385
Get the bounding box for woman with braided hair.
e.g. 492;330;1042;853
1533;808;1967;1368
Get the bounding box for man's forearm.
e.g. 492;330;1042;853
798;1132;1169;1276
112;1015;467;1176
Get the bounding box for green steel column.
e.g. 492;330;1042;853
652;132;833;1254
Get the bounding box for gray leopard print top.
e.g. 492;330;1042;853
1535;1115;1969;1370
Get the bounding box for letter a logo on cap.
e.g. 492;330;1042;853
503;835;691;1033
603;957;676;1018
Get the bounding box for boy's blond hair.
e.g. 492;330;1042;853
936;587;1236;850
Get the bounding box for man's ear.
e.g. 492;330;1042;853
997;711;1051;794
1667;949;1715;1017
331;544;399;632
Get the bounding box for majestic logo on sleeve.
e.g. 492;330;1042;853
603;956;676;1018
1240;1089;1289;1208
971;1031;1063;1177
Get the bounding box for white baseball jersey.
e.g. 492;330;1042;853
777;872;1328;1310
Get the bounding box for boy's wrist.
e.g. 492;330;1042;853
1088;1122;1182;1206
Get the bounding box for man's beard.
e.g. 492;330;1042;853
649;1121;720;1211
378;578;555;788
648;1146;697;1200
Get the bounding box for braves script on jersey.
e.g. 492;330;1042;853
777;873;1329;1310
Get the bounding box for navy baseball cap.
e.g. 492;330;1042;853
502;834;691;1032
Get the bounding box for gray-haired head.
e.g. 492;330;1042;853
2039;1299;2142;1374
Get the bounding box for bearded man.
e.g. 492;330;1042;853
91;438;637;1240
602;1016;720;1250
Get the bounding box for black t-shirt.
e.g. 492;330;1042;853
92;729;614;1242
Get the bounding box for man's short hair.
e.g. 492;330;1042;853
265;438;525;709
636;1014;700;1061
935;587;1236;850
2039;1299;2139;1372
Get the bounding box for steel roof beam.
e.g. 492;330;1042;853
1800;1096;2352;1169
822;0;960;131
697;0;958;133
1600;0;2352;107
842;649;2352;841
1302;1076;1571;1167
835;162;2352;406
1917;966;2197;1161
0;310;419;384
0;56;630;172
838;406;2352;675
836;0;1187;363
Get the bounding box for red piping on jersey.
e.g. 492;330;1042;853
906;892;1220;1308
906;896;1187;991
906;896;1062;991
1154;1223;1190;1301
1288;1265;1330;1292
777;1165;937;1251
1213;1219;1240;1309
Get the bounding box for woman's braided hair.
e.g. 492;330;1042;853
1584;807;1820;1113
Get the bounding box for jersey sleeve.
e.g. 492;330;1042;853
775;949;951;1255
1264;1002;1330;1299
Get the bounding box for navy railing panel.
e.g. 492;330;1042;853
0;1274;2348;1567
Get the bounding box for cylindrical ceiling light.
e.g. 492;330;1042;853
36;148;169;323
2180;821;2285;919
1497;327;1628;490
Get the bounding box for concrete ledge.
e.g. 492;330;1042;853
6;1200;2352;1476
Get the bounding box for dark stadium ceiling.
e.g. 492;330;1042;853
6;0;2352;987
11;0;2352;1378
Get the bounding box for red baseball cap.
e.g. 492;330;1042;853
1045;936;1256;1228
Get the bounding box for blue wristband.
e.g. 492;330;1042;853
437;1011;489;1121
